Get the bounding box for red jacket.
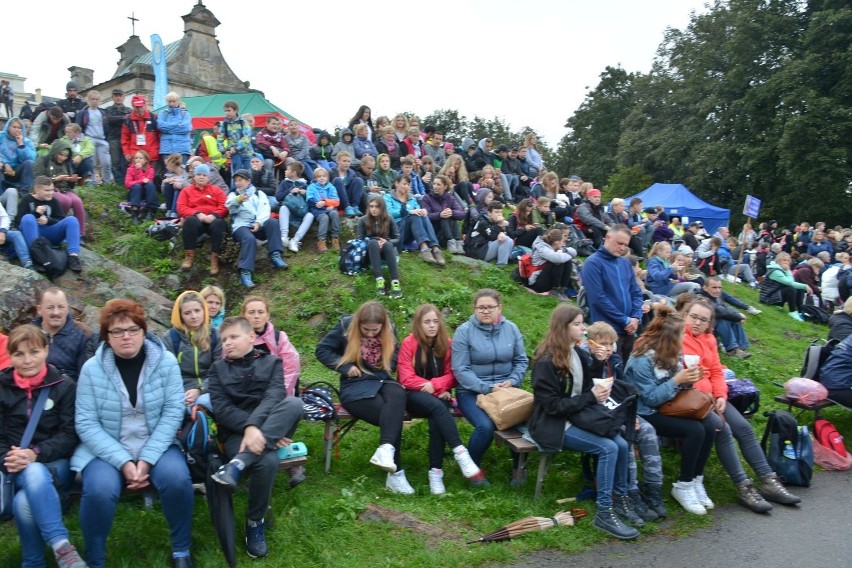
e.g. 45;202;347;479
397;334;456;395
124;164;155;188
176;183;228;220
121;110;160;159
681;326;728;399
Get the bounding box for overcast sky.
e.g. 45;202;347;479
6;0;708;148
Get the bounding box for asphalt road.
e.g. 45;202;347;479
502;471;852;568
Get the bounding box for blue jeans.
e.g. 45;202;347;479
79;446;193;568
13;460;73;568
715;319;750;351
457;389;496;467
332;176;365;212
1;159;34;191
400;215;438;250
234;221;283;271
1;229;32;264
229;153;252;189
128;181;158;210
19;214;81;254
563;427;629;509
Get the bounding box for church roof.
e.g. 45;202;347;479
126;39;183;68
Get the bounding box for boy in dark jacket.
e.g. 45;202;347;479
464;202;514;265
248;155;276;201
17;176;83;272
208;316;304;558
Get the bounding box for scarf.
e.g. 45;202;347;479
360;336;383;368
13;365;49;395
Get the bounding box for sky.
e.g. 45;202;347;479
5;0;709;149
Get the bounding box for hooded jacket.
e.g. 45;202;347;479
32;313;94;381
33;139;75;190
450;314;528;394
226;183;271;231
157;106;193;155
332;130;358;165
310;132;336;162
306;180;340;215
0;118;37;169
72;335;183;472
30;112;70;147
0;365;78;464
161;291;222;392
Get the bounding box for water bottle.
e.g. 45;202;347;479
782;440;795;459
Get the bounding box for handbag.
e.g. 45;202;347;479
0;386;53;521
283;192;308;218
476;387;534;431
658;386;715;420
569;381;639;439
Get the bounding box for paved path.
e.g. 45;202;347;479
502;471;852;568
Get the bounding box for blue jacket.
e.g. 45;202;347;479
622;351;681;415
157;106;193;155
32;314;94;381
0;118;37;169
353;135;378;160
383;192;419;223
451;314;528;394
306;180;340;215
807;241;834;257
645;256;676;296
72;335;184;472
582;247;643;332
819;334;852;391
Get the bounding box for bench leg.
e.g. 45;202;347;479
324;419;336;474
534;454;553;499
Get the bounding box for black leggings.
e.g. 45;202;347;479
406;390;463;470
433;217;461;246
827;389;852;407
452;181;475;205
343;382;407;468
778;286;805;313
642;412;717;482
182;215;227;253
530;260;572;293
366;239;399;279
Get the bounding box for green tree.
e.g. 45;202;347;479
603;166;653;203
422;109;469;143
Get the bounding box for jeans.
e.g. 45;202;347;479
13;460;73;568
92;138;113;183
234;221;284;271
563;427;629;509
432;217;462;247
1;229;31;264
456;389;496;467
1;159;34;191
627;416;663;490
108;138;127;184
79;447;193;568
161;182;181;212
728;263;755;283
400;215;438;249
229;153;252;189
483;238;514;265
332;176;365;213
708;404;772;484
715;319;750;351
343;382;407;469
127;181;158;210
642;412;716;482
182;215;227;253
53;190;87;237
669;282;701;296
366;239;399;280
74;157;94;179
314;210;340;240
19;214;81;254
406;390;464;470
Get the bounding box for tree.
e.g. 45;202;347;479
422;109;469;143
604;166;653;203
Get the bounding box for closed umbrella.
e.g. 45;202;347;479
203;456;236;567
467;509;588;544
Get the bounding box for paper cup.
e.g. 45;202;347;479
592;377;613;389
683;355;700;368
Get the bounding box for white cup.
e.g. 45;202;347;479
593;377;613;389
683;355;700;368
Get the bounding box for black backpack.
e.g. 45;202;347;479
800;338;839;382
29;237;68;279
177;406;222;483
760;410;813;487
801;304;830;325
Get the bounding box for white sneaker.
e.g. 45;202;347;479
428;468;446;495
288;239;300;253
386;470;415;494
724;274;737;283
746;306;762;315
369;444;397;473
453;446;481;479
671;480;706;515
692;475;715;509
281;236;290;248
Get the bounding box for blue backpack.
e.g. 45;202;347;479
761;410;813;487
177;406;222;483
338;238;369;275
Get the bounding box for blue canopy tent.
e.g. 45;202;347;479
626;183;730;235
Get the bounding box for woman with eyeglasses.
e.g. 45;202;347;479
73;299;194;568
451;289;528;487
680;297;801;513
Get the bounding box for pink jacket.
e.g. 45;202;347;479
254;323;301;397
125;164;155;188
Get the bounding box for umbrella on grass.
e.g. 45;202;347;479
204;455;236;567
467;509;588;544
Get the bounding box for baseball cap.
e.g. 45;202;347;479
131;95;146;107
587;189;602;197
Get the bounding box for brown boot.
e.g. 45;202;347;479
209;252;220;276
331;238;340;251
180;249;195;270
317;240;328;253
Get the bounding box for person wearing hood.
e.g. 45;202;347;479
157;92;193;164
759;251;811;321
332;128;359;167
226;169;288;288
34;137;88;237
17;176;83;273
309;130;337;170
73;299;194;568
121;95;160;176
460;137;480;178
0;117;37;219
161;290;222;407
1;324;85;568
254;115;290;175
33;287;95;381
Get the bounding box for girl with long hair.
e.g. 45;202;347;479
438;154;474;205
398;305;480;494
358;196;402;298
507;198;543;248
383;174;444;265
315;302;412;493
347;105;374;141
239;296;301;397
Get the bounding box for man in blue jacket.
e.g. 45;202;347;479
819;334;852;407
583;225;643;361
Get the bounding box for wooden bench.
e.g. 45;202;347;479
774;395;836;422
493;428;553;499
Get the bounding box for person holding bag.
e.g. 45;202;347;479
681;297;801;512
623;306;717;515
1;324;85;567
528;305;641;540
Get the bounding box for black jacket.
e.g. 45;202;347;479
207;349;285;439
32;314;94;381
0;366;78;465
828;312;852;343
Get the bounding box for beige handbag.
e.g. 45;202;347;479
476;387;534;430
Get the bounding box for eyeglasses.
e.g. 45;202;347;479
687;314;711;324
108;326;143;338
475;305;500;313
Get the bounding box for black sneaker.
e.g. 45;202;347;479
68;255;83;273
211;460;242;491
641;482;668;518
628;489;659;522
593;508;639;540
288;465;306;488
245;518;269;558
613;492;645;527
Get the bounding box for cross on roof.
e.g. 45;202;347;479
128;12;139;36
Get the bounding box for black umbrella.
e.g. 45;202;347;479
204;456;236;568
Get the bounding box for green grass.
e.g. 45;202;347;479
1;187;848;567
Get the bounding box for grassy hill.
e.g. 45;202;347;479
1;183;848;567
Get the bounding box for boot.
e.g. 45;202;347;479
130;207;142;225
613;492;645;527
641;482;667;518
209;252;220;276
758;473;801;505
180;249;195;270
592;508;639;540
736;479;773;513
317;240;328;253
331;237;340;251
628;488;659;522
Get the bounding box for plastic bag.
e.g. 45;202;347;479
784;378;828;405
812;436;852;471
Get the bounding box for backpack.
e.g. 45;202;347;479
726;378;760;417
800;338;839;382
177;406;222;483
576;286;590;320
517;252;544;280
760;410;813;487
813;418;847;458
145;219;181;241
801;304;830;325
338;238;369;275
300;381;339;421
28;237;68;279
